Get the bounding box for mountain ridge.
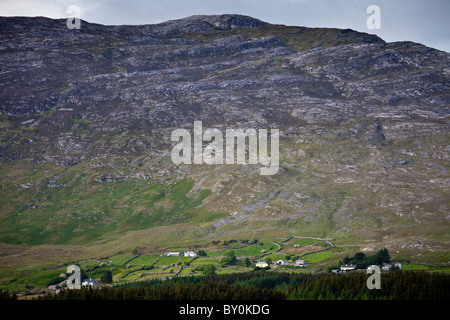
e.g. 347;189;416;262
0;15;448;265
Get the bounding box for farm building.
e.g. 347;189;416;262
165;252;181;257
183;250;198;257
82;279;99;286
295;260;306;267
382;264;392;271
48;285;60;290
382;263;402;271
331;269;342;274
276;260;291;266
255;259;269;268
340;264;356;271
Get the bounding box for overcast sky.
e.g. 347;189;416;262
1;0;449;52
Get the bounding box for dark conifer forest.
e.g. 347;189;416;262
20;270;449;300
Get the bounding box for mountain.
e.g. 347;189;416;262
0;14;448;263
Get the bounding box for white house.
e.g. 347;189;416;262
276;260;291;266
255;259;269;268
331;269;342;274
166;252;181;257
48;285;60;290
340;264;356;271
183;250;197;257
82;278;99;286
382;264;392;271
382;263;402;271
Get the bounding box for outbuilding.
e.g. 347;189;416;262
82;278;99;286
340;264;356;271
255;259;269;268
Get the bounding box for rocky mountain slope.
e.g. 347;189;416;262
0;15;448;260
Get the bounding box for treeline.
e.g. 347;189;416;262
30;270;449;300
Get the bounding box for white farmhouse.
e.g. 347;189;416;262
82;278;99;286
255;259;269;268
382;264;392;271
340;264;356;271
183;250;198;257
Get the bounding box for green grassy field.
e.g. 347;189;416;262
0;162;214;246
189;257;222;266
0;264;63;291
153;256;192;267
288;238;322;246
401;264;450;273
108;254;135;265
205;244;277;257
302;250;335;263
129;255;160;265
262;253;287;261
2;245;449;292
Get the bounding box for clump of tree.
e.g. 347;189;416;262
0;289;17;300
197;250;207;256
220;251;237;266
101;270;113;284
202;264;217;276
192;264;217;275
331;248;391;271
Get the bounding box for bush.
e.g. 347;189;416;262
220;251;237;266
101;271;112;284
202;264;216;276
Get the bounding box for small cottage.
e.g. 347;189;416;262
183;250;198;257
331;269;342;274
82;278;99;286
340;264;356;271
255;259;269;268
382;264;392;271
48;285;60;290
